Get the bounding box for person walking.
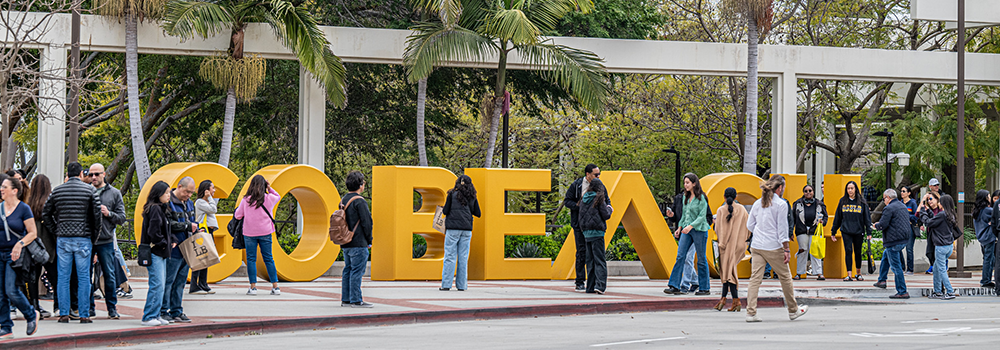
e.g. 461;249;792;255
922;194;961;300
973;190;995;288
234;175;280;296
745;175;808;322
830;181;871;281
42;162;100;324
663;173;711;296
578;179;613;294
0;177;39;338
440;175;481;291
924;178;942;274
899;185;919;275
191;180;218;295
87;163;126;319
872;189;910;299
992;190;1000;295
667;191;707;292
161;177;197;323
791;184;828;280
340;171;374;308
562;164;608;292
140;181;176;326
25;175;54;319
714;187;750;312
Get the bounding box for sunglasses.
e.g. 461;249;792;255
89;172;104;177
804;189;814;193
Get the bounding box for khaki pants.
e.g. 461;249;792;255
747;248;798;316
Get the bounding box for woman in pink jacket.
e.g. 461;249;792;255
234;175;281;296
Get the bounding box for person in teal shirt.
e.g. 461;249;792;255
664;173;711;295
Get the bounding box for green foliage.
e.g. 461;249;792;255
511;242;543;258
554;0;664;40
862;239;884;261
606;235;638;261
505;234;562;259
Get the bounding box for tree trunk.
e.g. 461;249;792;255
416;77;428;166
483;48;509;168
742;17;760;174
218;87;237;167
125;13;152;187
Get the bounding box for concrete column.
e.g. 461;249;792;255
298;66;325;171
813;123;836;199
771;72;797;175
37;44;67;181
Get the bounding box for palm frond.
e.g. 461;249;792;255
517;42;609;112
199;53;266;102
403;21;498;82
481;8;540;45
722;0;774;32
524;0;585;32
95;0;169;19
407;0;463;28
457;0;489;28
161;0;234;40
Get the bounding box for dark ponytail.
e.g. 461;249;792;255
724;187;737;222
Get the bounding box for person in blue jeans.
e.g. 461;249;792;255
440;175;481;291
679;249;698;292
140;181;176;326
161;177;198;323
872;189;909;298
234;175;281;296
664;173;711;296
340;171;374;308
0;176;40;338
922;194;960;299
899;186;919;274
973;190;996;288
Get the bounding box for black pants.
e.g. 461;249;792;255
584;236;607;293
573;226;587;287
842;233;864;274
190;269;210;292
926;236;936;270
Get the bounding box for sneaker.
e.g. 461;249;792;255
982;282;996;288
160;315;175;323
351;302;375;308
108;309;120;320
341;301;352;307
141;319;163;327
925;266;933;274
789;305;809;320
694;290;711;296
928;292;942;299
904;271;914;276
69;310;80;320
39;308;51;319
688;285;700;293
190;290;209;295
941;293;956;300
26;310;38;335
663;286;683;295
117;290;134;299
0;331;12;340
247;288;258;296
173;314;192;323
596;290;605;295
574;285;586;293
746;314;762;322
158;317;172;325
873;281;887;289
439;287;450;291
206;289;216;294
889;293;910;299
271;288;281;295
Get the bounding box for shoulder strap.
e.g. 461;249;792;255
0;204;13;241
344;196;364;232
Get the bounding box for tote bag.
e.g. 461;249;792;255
809;224;826;259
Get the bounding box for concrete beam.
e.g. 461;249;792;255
911;0;1000;24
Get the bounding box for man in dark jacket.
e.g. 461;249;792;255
87;163;127;319
993;193;1000;295
563;164;609;292
872;189;909;298
161;177;197;323
43;162;101;323
341;171;374;308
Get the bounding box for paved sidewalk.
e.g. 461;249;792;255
3;271;996;348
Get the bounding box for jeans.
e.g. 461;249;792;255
441;230;472;290
142;254;166;322
679;249;697;290
245;235;277;285
92;243;118;312
585;236;608;293
1;250;36;333
160;257;188;318
981;241;996;286
668;230;709;291
57;237;92;318
884;243;906;295
796;233;823;275
878;245;904;283
905;226;917;272
572;225;587;287
933;244;954;294
341;247;368;304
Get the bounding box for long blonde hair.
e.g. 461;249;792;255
760;175;785;208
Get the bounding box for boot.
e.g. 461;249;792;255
713;297;726;311
728;298;742;312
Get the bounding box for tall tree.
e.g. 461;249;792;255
162;0;348;167
723;0;775;174
404;0;610;168
94;0;167;187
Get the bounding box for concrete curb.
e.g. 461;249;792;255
2;297;880;349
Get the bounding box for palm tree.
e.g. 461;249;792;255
162;0;347;167
724;0;774;174
405;0;609;168
94;0;167;187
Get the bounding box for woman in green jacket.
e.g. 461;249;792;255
664;173;711;295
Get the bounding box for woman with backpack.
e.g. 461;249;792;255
830;181;871;281
440;175;481;291
577;178;613;294
922;194;961;299
664;173;711;295
714;187;750;311
234;175;281;296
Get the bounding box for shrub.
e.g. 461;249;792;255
606;235;638;261
512;242;543;258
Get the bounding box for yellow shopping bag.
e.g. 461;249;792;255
809;224;826;259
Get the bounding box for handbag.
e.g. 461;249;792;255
227;217;246;249
1;204;49;268
432;205;446;233
809;224;826;259
137;244;152;266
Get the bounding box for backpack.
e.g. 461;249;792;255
329;196;363;245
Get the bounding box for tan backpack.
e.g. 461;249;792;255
330;196;363;245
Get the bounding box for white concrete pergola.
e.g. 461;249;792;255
7;3;1000;181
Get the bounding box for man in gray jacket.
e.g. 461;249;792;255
88;163;126;319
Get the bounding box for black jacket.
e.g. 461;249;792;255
95;183;127;246
341;193;373;248
564;178;610;228
165;192;196;259
443;191;480;231
42;177;101;241
874;199;911;247
792;198;827;237
921;209;961;247
578;191;612;237
993;201;1000;238
141;204;175;258
831;196;871;236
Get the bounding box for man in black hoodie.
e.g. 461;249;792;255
563;164;609;292
340;171;374;308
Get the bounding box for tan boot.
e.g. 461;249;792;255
728;298;742;312
714;297;726;311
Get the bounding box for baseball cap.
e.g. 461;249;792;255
928;178;940;186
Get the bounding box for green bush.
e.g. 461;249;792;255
505;234;562;259
606;235;638;261
512;242;543;258
862;239;884;260
277;232;300;254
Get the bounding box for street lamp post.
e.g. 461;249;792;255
953;0;971;278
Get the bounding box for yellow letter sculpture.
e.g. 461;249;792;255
822;174;861;279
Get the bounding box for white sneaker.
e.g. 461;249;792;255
158;317;173;325
271;288;281;295
141;319;163;327
789;305;809;320
247;288;258;296
746;314;762;322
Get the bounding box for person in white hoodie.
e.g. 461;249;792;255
191;180;218;295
